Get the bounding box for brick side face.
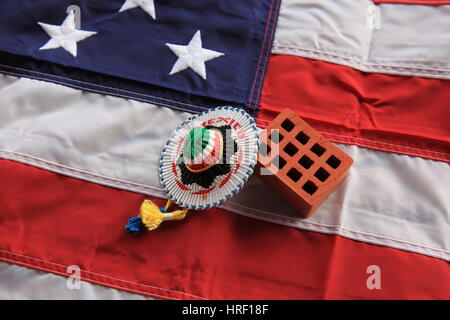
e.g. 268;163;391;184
255;109;353;218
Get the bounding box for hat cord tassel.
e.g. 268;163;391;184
125;199;188;235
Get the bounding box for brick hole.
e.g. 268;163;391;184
326;155;341;169
302;180;318;195
311;143;326;157
269;131;284;144
272;156;286;169
287;168;302;183
259;143;271;157
314;167;330;182
281;119;295;132
284;143;298;157
296;131;310;145
299;155;314;169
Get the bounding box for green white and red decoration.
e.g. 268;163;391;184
182;127;224;173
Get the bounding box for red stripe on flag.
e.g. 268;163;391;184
0;159;449;299
258;55;450;163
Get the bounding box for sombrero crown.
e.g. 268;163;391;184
182;127;223;173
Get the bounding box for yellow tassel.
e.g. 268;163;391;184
139;199;188;231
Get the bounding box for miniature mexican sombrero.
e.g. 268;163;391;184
125;106;259;234
160;106;259;209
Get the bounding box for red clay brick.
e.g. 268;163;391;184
255;109;353;218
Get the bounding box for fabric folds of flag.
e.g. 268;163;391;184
0;0;449;299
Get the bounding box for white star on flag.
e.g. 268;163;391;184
119;0;156;20
38;11;97;57
166;30;224;80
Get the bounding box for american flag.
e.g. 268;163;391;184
0;0;448;299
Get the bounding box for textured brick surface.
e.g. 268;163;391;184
255;109;353;218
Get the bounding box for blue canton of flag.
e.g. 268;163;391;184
0;0;280;114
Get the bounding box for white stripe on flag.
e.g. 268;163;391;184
272;0;450;79
0;261;150;300
0;74;448;260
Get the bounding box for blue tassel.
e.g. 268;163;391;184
125;216;145;235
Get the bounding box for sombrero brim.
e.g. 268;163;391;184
159;106;259;210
